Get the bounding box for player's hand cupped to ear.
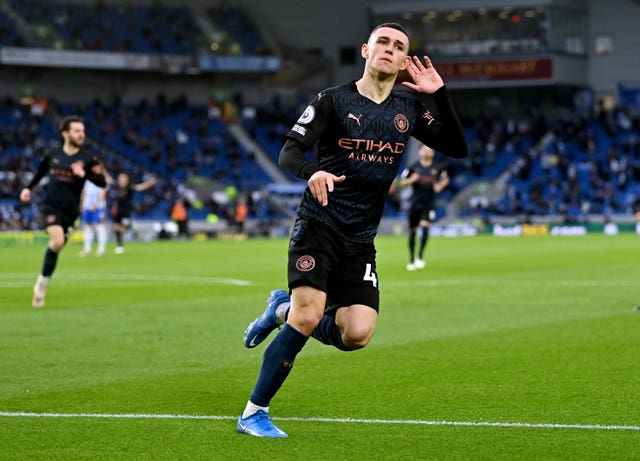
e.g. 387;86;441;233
401;56;444;94
308;171;346;206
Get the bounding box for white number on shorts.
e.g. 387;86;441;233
363;263;378;287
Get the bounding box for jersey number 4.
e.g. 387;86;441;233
363;263;378;287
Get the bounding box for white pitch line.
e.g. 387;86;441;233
0;273;252;286
0;411;638;431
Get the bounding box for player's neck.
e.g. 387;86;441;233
356;73;395;104
63;144;80;155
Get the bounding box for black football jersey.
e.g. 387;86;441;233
36;149;102;217
286;82;466;243
401;161;448;208
112;186;135;216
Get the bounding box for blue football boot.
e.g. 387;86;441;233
237;410;288;438
243;289;289;348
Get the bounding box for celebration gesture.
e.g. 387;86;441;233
401;55;444;94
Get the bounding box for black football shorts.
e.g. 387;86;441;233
287;217;379;311
408;206;436;228
41;206;76;238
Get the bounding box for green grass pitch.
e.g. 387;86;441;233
1;233;639;460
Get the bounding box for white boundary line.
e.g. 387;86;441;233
1;273;252;286
1;411;638;431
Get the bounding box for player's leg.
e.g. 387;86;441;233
114;217;127;253
334;304;378;349
238;286;323;437
82;223;94;256
239;218;330;437
80;209;92;256
407;208;420;270
246;293;377;351
33;224;66;308
288;285;326;335
95;220;107;256
311;245;379;350
416;222;430;266
415;212;434;269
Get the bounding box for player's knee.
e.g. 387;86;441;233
342;327;374;350
288;303;324;336
49;239;65;252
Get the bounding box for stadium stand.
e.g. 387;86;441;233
1;0;639;235
205;2;271;56
7;0;200;53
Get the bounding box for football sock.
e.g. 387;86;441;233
275;301;290;324
83;225;94;253
242;402;269;419
408;231;416;261
42;248;58;277
249;323;308;407
115;230;123;246
96;224;107;253
311;315;351;351
418;226;430;258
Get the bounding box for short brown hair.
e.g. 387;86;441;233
60;115;84;132
370;23;409;40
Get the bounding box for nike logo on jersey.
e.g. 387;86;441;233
348;113;363;126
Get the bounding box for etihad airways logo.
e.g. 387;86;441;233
339;137;406;165
338;138;405;154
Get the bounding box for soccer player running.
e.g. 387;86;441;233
20;115;106;308
400;144;450;271
237;23;468;437
110;172;156;254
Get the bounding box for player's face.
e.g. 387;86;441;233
118;173;129;187
63;122;86;148
363;27;410;76
419;145;435;162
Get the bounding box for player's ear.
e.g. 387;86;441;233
361;43;369;60
399;55;410;71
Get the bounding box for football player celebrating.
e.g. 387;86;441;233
237;23;468;437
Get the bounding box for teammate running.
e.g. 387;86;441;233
20;115;106;308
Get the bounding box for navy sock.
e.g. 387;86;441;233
41;248;58;277
249;323;309;407
311;315;353;351
408;232;416;261
418;226;430;258
115;231;123;246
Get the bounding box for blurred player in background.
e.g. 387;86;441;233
80;171;110;257
237;23;468;437
19;115;106;308
110;172;156;254
400;144;450;270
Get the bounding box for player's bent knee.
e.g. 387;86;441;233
341;335;371;350
288;305;324;336
49;240;65;252
342;328;374;350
